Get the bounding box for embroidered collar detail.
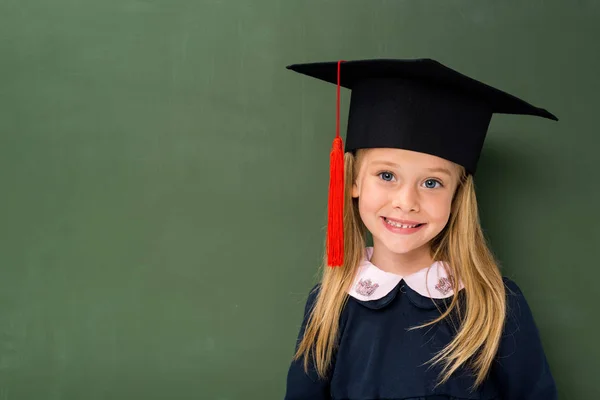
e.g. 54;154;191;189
348;247;464;302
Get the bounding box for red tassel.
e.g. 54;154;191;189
327;60;345;267
327;137;344;267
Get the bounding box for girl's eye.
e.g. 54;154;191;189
423;179;443;189
378;172;395;182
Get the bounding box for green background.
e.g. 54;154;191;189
1;0;598;398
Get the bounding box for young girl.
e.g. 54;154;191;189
284;59;558;400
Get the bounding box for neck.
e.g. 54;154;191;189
369;242;434;277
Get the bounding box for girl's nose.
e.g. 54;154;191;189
391;185;420;213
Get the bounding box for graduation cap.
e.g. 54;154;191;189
286;59;558;267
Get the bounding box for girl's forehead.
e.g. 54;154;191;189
361;148;455;169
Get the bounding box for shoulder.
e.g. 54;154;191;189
502;277;526;308
301;283;350;330
492;279;557;398
501;276;532;316
499;277;542;344
502;276;524;295
307;283;321;302
301;283;322;315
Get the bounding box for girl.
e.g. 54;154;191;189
284;59;558;400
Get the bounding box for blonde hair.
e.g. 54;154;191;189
294;150;506;389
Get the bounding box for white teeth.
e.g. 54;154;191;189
385;218;419;228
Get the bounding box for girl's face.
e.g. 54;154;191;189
352;148;461;259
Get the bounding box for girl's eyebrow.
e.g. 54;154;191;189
425;167;453;176
370;161;453;176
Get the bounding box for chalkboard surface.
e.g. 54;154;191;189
1;0;598;399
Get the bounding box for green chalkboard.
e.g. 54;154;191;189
0;0;598;399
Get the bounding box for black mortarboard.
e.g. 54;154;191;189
287;58;557;175
286;59;558;267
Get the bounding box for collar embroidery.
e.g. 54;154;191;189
355;278;380;297
434;276;454;295
348;247;463;301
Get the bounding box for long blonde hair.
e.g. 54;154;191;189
294;150;506;389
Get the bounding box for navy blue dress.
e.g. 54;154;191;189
284;278;557;400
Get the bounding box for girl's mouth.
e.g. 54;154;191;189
382;217;426;233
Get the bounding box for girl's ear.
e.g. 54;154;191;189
352;181;359;198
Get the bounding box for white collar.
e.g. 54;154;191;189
348;247;464;301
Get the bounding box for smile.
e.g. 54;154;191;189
382;217;424;228
381;217;426;234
